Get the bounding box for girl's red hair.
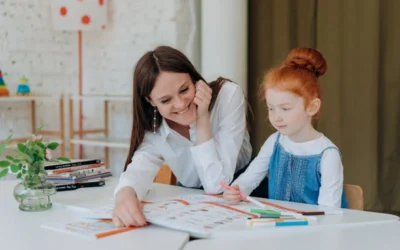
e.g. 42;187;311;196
262;47;327;110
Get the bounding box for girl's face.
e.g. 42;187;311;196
266;87;317;140
148;71;197;126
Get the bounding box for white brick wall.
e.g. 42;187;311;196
0;0;200;178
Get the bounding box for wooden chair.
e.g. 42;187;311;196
344;184;364;210
154;164;176;185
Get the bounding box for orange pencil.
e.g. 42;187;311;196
220;181;267;208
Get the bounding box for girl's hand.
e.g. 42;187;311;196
112;187;147;227
194;80;212;118
223;185;243;205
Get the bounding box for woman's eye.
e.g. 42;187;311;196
161;99;170;104
282;108;291;111
180;88;189;93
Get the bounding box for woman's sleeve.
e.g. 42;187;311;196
114;133;164;200
189;84;247;193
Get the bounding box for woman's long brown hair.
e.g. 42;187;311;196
124;46;230;171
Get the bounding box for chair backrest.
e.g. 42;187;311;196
154;164;176;185
344;184;364;210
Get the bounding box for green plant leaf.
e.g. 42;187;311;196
12;158;21;163
36;142;45;149
17;143;27;153
0;161;10;168
18;152;33;163
22;169;26;174
5;155;14;161
16;172;22;179
46;142;59;150
57;157;70;162
0;135;12;155
0;168;8;178
10;164;19;173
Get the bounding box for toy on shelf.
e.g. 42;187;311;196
0;70;10;97
16;77;31;96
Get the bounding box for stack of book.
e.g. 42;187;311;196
45;159;112;191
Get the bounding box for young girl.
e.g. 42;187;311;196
223;47;348;208
112;46;252;227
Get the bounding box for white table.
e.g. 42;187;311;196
0;179;193;250
183;222;400;250
1;178;399;248
208;198;399;239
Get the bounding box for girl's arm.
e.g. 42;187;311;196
318;149;344;208
230;133;277;195
114;133;163;201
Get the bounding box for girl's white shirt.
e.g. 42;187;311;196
232;132;344;208
114;81;252;200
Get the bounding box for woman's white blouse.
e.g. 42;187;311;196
114;81;252;200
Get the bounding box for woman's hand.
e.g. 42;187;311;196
112;187;147;227
222;185;243;205
194;80;212;118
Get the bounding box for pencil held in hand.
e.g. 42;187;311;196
220;181;267;208
222;184;243;205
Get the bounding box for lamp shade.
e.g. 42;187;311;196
51;0;107;31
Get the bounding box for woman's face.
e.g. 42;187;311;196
148;71;197;126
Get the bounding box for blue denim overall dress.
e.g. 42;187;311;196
268;133;348;208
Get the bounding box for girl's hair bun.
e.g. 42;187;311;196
284;47;327;77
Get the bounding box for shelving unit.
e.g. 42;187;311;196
68;95;132;167
68;95;176;185
0;95;65;155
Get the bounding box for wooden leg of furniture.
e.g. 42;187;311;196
31;100;36;133
68;98;74;159
59;97;65;156
104;100;109;167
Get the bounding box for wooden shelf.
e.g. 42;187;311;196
5;139;64;149
67;95;175;185
0;96;66;156
69;95;132;102
0;95;61;102
70;138;130;149
68;95;131;166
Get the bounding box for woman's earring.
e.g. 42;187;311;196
153;106;157;134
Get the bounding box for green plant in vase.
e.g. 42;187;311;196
0;128;70;211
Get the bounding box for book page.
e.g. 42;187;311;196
147;202;256;238
41;218;138;239
84;194;224;219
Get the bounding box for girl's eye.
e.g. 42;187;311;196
282;108;291;111
161;99;170;104
180;88;189;93
268;108;274;111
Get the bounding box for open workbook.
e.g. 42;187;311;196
86;194;260;238
41;194;342;238
41;218;141;239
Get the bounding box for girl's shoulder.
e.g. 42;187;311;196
318;134;339;150
260;132;280;149
279;133;340;156
318;135;341;156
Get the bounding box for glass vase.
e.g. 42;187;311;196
13;171;56;212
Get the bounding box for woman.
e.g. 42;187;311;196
112;46;252;227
